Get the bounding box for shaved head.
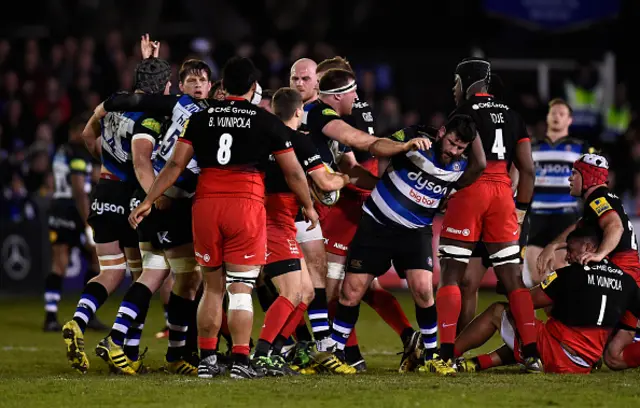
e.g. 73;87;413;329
290;58;318;103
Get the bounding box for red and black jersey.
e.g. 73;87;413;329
178;96;293;201
265;130;324;194
580;187;639;257
451;93;529;184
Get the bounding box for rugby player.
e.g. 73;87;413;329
315;57;417;371
61;57;171;374
129;57;318;379
535;154;640;372
522;99;593;287
45;113;106;332
318;115;481;374
455;226;640;374
95;59;213;376
434;57;540;374
254;87;349;376
302;67;411;357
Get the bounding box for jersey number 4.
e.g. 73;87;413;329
492;129;506;160
217;133;233;165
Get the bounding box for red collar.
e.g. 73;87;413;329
474;93;493;97
225;96;245;101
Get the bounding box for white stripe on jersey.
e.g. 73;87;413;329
405;151;464;182
532;150;582;163
387;170;442;209
535;175;570;187
370;189;421;228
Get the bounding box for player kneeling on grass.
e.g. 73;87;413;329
455;226;640;374
315;115;482;374
252;87;350;376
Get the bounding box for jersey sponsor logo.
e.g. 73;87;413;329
362;111;373;122
409;189;438;206
157;231;171;244
540;271;557;289
536;163;571;174
407;171;449;194
141;118;161;134
69;158;87;172
303;154;321;166
445;227;470;236
179;118;190;138
391;129;405;141
91;199;125;215
207;106;257;115
590;198;612;217
322;108;339;117
471;101;510;110
586;262;623;275
333;242;348;251
353;101;368;109
130;198;141;211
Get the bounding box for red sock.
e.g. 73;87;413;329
281;302;308;339
198;336;218;351
623;342;640;368
475;354;494;370
364;288;412;336
220;310;230;336
232;344;250;356
436;285;461;345
259;296;295;343
508;288;537;347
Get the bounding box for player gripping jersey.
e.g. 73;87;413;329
455;226;640;374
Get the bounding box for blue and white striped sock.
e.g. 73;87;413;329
329;302;360;351
416;304;438;359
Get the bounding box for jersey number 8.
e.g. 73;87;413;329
217;133;233;165
492;129;506;160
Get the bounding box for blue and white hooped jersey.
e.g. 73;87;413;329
101;111;160;182
531;136;592;215
153;94;209;198
363;127;467;229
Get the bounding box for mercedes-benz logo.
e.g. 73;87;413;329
1;235;31;281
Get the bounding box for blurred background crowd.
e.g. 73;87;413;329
0;0;637;224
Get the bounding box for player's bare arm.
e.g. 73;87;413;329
529;285;554;309
274;150;319;230
131;136;157;193
129;141;193;228
513;138;535;223
368;136;432;158
309;168;349;192
578;212;624;265
453;135;486;189
322;119;388;152
537;222;577;274
338;151;378;190
82;113;102;160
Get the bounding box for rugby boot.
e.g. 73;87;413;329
62;320;89;374
455;357;479;373
198;354;227;379
155;325;169;339
44;318;62;332
290;341;314;367
95;336;137;375
271;355;300;376
418;353;456;376
127;347;150;374
231;359;267;379
523;356;543;374
345;346;367;372
252;355;286;377
312;348;357;375
164;358;198;376
398;330;423;373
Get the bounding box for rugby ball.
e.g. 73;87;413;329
310;163;341;206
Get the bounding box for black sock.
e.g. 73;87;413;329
308;288;330;340
185;292;201;355
166;292;193;362
201;348;216;360
44;273;63;320
522;343;539;359
83;266;99;286
295;322;313;342
256;282;277;313
345;345;363;363
109;282;152;347
440;343;454;362
272;335;287;355
415;304;438;358
254;339;271;358
233;353;250;365
73;281;109;333
330;302;360;350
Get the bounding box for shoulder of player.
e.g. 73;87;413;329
390;125;436;142
310;101;341;118
136;113;164;134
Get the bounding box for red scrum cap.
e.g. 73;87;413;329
573;153;609;192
